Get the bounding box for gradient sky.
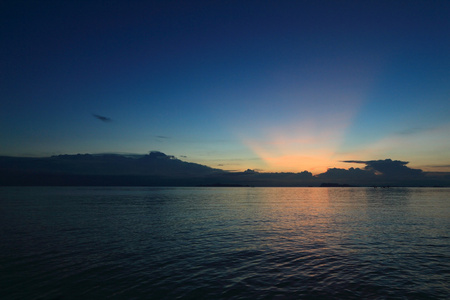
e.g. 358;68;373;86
1;0;449;174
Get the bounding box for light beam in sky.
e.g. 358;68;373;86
235;56;380;173
242;116;357;174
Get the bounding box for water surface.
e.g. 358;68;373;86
0;187;449;299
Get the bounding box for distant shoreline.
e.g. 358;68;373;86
1;153;449;187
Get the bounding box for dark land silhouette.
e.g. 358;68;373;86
1;152;449;187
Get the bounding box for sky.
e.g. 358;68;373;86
1;0;449;174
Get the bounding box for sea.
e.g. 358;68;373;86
0;187;449;299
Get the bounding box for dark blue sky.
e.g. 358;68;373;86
1;0;449;173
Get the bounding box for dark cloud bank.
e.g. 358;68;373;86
1;152;449;187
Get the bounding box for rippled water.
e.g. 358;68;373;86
0;187;449;299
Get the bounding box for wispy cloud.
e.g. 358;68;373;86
419;164;450;172
428;164;450;168
396;126;434;136
93;114;112;122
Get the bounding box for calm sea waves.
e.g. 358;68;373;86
0;187;449;299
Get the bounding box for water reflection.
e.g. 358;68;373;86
0;187;449;299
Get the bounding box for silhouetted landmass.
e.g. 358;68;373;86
198;183;250;187
0;152;224;186
1;152;449;187
320;183;352;187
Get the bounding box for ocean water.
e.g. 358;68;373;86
0;187;449;299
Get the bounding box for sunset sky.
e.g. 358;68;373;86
1;0;449;174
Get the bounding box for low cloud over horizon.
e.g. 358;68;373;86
341;159;424;178
1;152;449;187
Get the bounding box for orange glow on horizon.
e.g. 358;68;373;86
241;119;364;174
232;61;382;174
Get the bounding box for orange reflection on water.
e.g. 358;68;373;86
246;188;338;249
240;188;373;257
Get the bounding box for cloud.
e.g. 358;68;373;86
416;164;450;172
315;159;427;186
93;114;112;122
339;123;450;170
425;164;450;168
317;167;374;180
2;152;448;186
396;127;434;136
343;159;424;178
156;135;170;139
